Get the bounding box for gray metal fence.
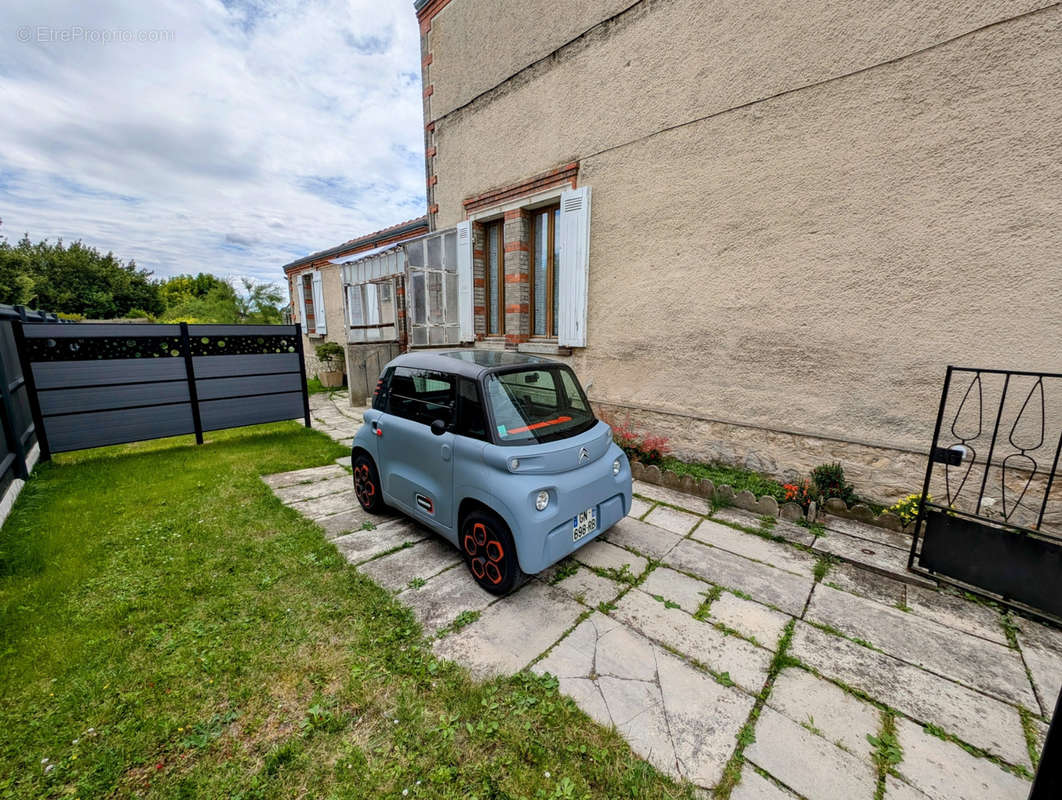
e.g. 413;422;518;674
16;322;311;457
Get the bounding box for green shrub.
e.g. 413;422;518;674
314;341;344;370
810;462;857;505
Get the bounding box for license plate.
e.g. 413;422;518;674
572;507;597;542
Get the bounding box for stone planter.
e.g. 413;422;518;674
319;370;344;388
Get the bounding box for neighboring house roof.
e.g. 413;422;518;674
282;216;429;274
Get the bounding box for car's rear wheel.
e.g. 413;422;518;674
352;453;385;513
461;509;526;596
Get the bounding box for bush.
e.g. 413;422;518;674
888;493;928;525
314;341;344;370
782;480;815;511
600;411;670;466
810;462;857;506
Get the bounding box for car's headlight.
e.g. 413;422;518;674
612;458;622;475
535;490;549;511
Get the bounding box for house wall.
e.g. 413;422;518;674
420;0;1062;501
288;263;348;378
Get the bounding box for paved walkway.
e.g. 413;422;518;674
274;391;1059;798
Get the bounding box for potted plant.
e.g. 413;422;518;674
315;341;345;388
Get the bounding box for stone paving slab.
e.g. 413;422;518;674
893;716;1031;800
665;539;814;617
1015;615;1062;716
767;668;880;762
812;530;934;587
904;584;1006;645
823;560;907;607
745;706;878;800
272;474;354;503
692;519;818;578
435;580;584;679
262;463;348;488
806;584;1036;708
821;515;912;550
712;507;816;546
332;521;426;565
884;776;930;800
357;537;462;591
287;489;359;519
335;455;352;467
315;506;399;539
611;588;771;692
550;567;624;609
790;622;1030;767
731;767;800;799
643;505;701;535
640;567;790;649
602;516;683;560
628;496;652;519
632;479;712;515
398;565;498;634
533;612;755;788
573;538;649;577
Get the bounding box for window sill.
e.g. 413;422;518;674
517;341;572;357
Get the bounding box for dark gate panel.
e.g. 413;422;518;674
910;367;1062;622
16;321;311;456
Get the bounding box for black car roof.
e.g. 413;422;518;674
385;349;558;379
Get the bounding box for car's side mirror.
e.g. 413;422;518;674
430;419;447;436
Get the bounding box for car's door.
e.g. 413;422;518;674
378;366;456;529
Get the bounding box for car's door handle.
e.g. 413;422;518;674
371;420;382;437
441;443;451;462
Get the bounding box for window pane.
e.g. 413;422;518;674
410;271;426;325
428;326;444;345
379;280;395;325
363;283;380;325
426;234;441;268
488;224;500;334
348;285;364;326
406;241;424;267
427;271;444;325
443;231;457;271
533;212;548;336
485;367;595;444
411;326;428;346
387;367;453;426
455;378;488;441
444;272;458;324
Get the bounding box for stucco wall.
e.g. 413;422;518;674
290;263;348;378
426;0;1062;499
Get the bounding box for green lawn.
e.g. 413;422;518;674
0;423;692;800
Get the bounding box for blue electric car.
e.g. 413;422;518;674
350;350;632;595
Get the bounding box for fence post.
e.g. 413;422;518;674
294;323;312;428
179;322;204;445
0;328;29;479
10;320;50;462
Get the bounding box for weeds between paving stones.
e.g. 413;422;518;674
1019;709;1043;769
548;558;579;584
868;712;902;800
0;425;698;799
713;620;797;799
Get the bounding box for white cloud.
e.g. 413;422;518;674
0;0;426;289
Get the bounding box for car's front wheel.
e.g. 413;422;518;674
352;453;385;513
461;510;526;596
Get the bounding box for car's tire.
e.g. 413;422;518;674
461;509;527;596
352;453;385;513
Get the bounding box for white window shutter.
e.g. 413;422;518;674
557;186;591;347
311;271;326;334
456;221;474;342
296;277;307;330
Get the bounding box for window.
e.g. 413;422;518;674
531;205;560;337
301;273;316;332
347;279;397;342
485;366;596;444
387;367;454;426
484;220;504;336
455;378;488;441
406;230;461;346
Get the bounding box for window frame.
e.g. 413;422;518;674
530;204;560;339
300;272;317;333
386;366;455;426
484;219;505;337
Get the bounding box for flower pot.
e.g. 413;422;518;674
319;370;344;388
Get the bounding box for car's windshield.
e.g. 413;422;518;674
484;366;596;445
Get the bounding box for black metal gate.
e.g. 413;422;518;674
908;367;1062;622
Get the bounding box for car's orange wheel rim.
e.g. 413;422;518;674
465;521;507;585
354;464;375;507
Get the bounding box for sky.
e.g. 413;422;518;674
0;0;426;290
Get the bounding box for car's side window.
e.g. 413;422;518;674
454;378;488;441
372;367;394;411
387;367;454;426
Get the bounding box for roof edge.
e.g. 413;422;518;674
282;216;429;273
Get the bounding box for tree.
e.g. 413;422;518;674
0;232;163;318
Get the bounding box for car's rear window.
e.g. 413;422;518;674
485;366;595;444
